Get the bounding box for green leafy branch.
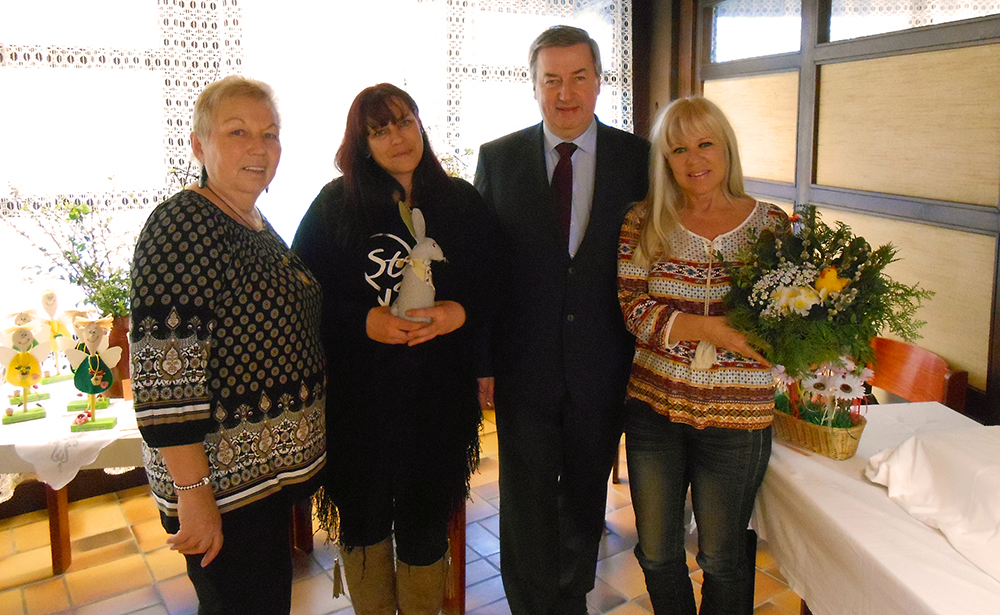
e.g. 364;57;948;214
3;193;133;318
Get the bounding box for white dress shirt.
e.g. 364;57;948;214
543;118;597;258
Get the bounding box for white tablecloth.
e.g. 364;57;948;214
753;402;1000;615
0;383;140;494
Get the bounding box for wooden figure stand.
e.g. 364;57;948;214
1;324;51;424
63;316;121;432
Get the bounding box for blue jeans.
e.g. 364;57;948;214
625;399;771;615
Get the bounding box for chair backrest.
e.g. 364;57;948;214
870;337;968;413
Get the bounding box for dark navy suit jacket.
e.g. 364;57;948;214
475;120;650;413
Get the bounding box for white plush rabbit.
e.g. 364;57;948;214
391;208;445;323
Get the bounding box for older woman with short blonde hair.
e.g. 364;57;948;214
618;96;789;615
131;75;325;615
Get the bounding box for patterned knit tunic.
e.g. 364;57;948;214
617;201;789;430
130;190;326;516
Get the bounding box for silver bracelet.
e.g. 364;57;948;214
172;476;210;491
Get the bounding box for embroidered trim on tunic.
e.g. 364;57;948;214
618;202;789;430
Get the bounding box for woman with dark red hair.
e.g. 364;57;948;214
293;83;493;615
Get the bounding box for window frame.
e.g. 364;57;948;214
697;1;1000;235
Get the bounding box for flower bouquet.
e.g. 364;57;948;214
726;205;932;458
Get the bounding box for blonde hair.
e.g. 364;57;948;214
191;75;280;142
634;96;747;266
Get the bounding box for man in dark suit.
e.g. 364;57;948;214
474;25;650;615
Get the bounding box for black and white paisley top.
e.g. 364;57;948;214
130;190;326;516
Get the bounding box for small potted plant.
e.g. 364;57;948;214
726;205;932;459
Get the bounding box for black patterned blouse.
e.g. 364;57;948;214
130;190;326;516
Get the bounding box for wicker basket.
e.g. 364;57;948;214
770;410;867;460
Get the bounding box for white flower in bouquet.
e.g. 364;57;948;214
828;371;867;400
802;373;835;395
788;287;822;316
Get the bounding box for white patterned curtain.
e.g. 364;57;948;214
437;0;637;174
830;0;1000;40
0;0;634;242
0;0;243;212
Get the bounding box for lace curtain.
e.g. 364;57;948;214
1;0;634;217
0;0;242;214
445;0;637;166
708;0;999;58
830;0;1000;39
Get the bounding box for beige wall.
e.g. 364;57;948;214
817;45;1000;206
704;72;799;183
813;44;1000;392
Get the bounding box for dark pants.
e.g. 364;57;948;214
496;387;624;615
625;399;771;615
167;493;295;615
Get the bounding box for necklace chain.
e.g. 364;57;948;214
204;184;261;230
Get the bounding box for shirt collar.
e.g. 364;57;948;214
543;116;598;156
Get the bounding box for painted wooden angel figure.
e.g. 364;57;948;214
1;323;51;423
40;290;72;377
62;316;121;431
8;309;39;331
60;309;97;373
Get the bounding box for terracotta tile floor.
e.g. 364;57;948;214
0;412;803;615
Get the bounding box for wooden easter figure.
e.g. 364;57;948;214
40;290;72;377
391;208;445;323
61;309;97;374
63;316;121;430
57;311;109;414
10;310;37;327
1;324;51;423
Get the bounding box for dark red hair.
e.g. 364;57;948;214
335;83;451;240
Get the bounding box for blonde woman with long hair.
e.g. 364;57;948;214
617;96;789;615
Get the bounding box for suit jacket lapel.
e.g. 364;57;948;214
524;124;566;250
592;122;611;215
579;121;616;257
526;123;550;199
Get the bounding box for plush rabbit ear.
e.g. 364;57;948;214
411;208;426;242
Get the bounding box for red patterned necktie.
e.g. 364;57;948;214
552;142;578;245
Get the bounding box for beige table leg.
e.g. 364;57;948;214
46;485;71;575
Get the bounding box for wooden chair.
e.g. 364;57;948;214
442;501;467;614
870;337;968;413
291;498;315;553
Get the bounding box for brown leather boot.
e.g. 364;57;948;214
396;556;448;615
340;538;397;615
